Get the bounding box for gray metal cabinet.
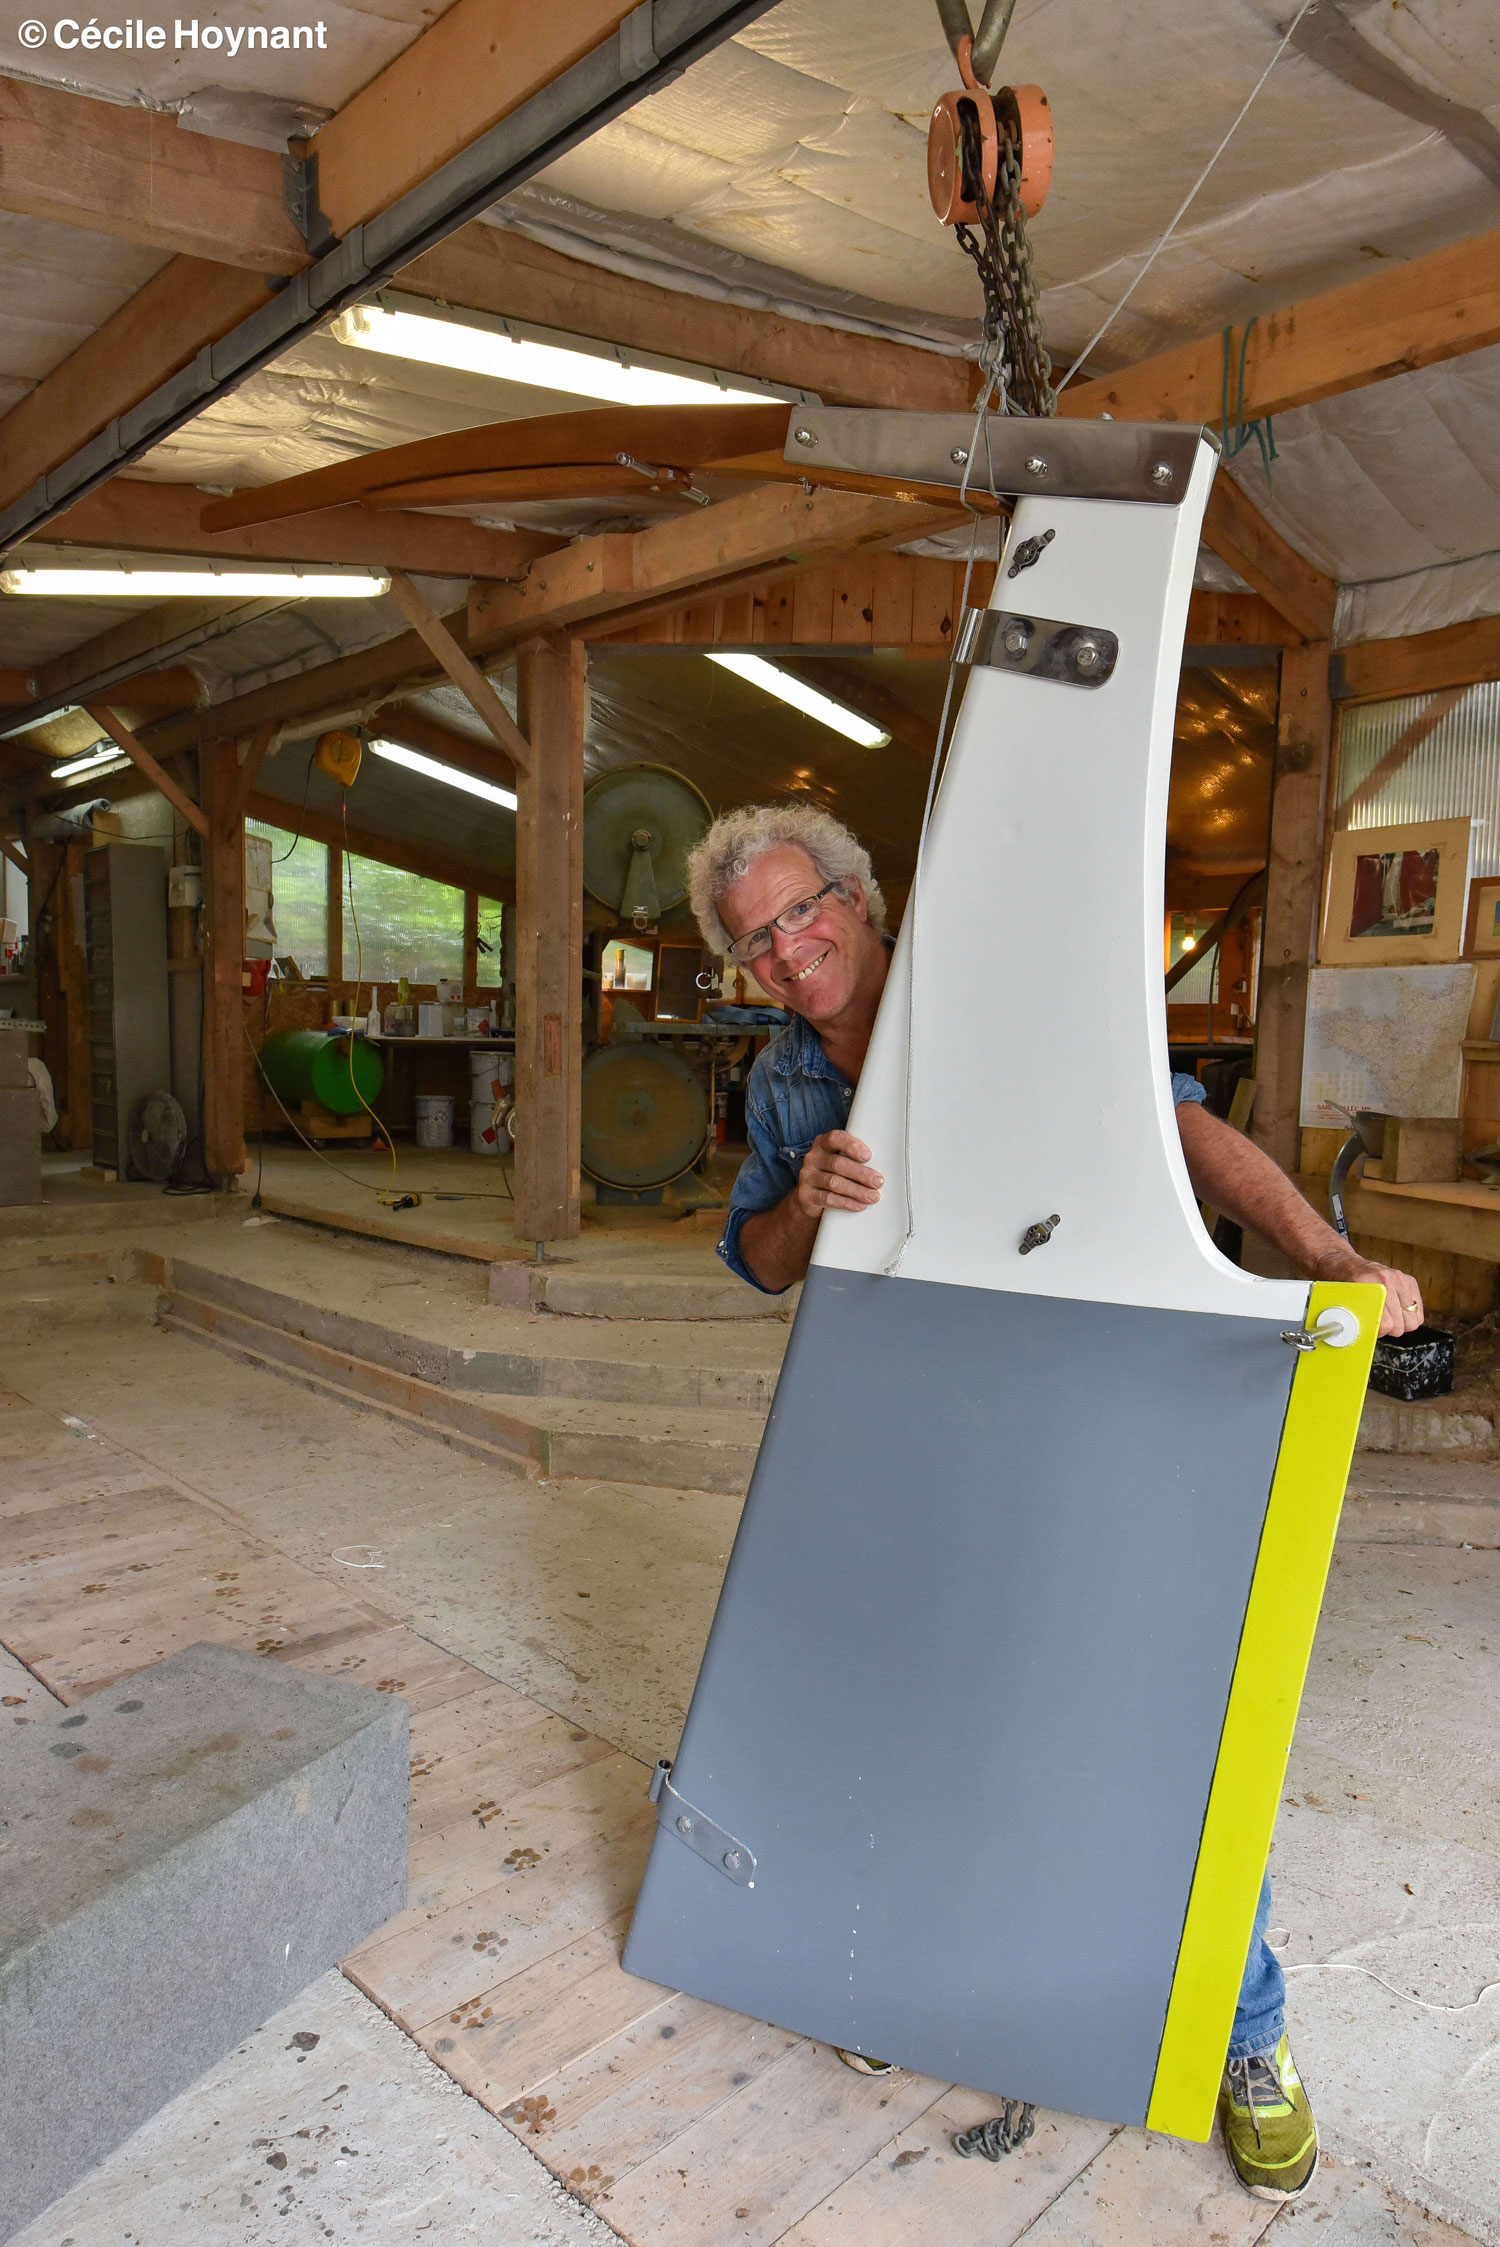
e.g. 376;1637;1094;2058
84;844;170;1177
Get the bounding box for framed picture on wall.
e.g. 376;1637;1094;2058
1464;875;1500;960
1320;817;1473;967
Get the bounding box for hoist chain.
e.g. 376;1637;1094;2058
954;106;1054;418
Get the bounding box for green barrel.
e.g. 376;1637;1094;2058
258;1029;384;1116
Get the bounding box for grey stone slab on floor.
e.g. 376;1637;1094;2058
0;1641;408;2244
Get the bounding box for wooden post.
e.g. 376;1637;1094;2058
1251;642;1333;1190
513;633;584;1243
462;889;479;997
326;841;343;984
200;745;247;1183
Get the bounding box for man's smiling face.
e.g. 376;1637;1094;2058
717;843;873;1025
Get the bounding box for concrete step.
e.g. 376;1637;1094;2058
490;1258;797;1322
0;1268;162;1346
1342;1454;1500;1547
149;1253;781;1411
1;1641;405;2245
0;1190;233;1244
160;1288;765;1495
1357;1386;1499;1457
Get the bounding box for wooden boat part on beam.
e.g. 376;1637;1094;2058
199;403;796;532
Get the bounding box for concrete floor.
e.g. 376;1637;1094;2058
3;1214;1497;2243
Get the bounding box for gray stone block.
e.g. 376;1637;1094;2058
0;1642;408;2243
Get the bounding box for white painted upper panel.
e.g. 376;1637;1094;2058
813;436;1308;1321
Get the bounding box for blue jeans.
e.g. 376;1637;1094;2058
1228;1869;1285;2061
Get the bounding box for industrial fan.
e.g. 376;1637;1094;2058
127;1090;188;1183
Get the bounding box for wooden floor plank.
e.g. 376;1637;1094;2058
779;2099;1118;2245
511;1993;803;2208
350;1762;653;2016
414;1913;670;2112
595;2039;947;2245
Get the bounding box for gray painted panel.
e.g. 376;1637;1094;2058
623;1266;1297;2125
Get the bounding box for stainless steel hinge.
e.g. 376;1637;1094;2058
649;1759;756;1887
956;608;1118;689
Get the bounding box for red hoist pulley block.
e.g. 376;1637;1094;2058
927;35;1053;226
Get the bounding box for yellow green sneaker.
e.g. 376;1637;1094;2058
1218;2035;1318;2201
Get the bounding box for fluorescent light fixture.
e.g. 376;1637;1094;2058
51;744;129;780
333;301;772;409
706;654;890;749
369;737;516;811
1;567;389;599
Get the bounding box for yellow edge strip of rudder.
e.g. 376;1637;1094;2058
1146;1281;1382;2140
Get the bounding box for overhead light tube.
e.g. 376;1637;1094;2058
368;737;516;810
1;568;390;599
332;302;773;409
706;654;891;748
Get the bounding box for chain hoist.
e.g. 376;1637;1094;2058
927;6;1055;416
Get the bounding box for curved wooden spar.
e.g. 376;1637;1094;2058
199;403;795;532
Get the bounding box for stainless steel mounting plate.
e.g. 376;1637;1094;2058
956;608;1119;689
782;410;1209;504
648;1759;756;1887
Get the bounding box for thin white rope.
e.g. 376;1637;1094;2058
1054;0;1320;397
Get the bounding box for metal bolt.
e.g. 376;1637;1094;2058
1150;462;1174;486
723;1849;743;1873
950;446;969;466
675;1814;694;1835
1001;619;1032;657
793;426;817;447
1025;456;1048;475
1071;637;1104;675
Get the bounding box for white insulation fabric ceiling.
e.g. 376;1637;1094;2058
4;0;1500;651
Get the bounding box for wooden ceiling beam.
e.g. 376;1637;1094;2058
245;789;511;902
468;484;961;651
1200;473;1337;644
1060;226;1500;426
0;77;309;272
1334;614;1500;703
22;596;248;709
0;0;649;520
386;571;533;777
44;478;560;577
81;698;209;838
401;223;973;414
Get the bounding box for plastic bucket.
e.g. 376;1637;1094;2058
469;1049;512;1153
413;1093;454;1148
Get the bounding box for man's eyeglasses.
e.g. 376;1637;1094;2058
724;879;848;965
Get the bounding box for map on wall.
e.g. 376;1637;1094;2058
1301;964;1478;1125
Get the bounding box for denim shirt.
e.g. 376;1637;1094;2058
717;1010;1208;1293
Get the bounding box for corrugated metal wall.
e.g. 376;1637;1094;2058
1336;684;1500;876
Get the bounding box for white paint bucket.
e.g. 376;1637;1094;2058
414;1093;454;1149
470;1049;512;1153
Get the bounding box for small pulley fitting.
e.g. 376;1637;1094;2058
927;37;1053;227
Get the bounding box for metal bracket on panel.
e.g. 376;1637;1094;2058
648;1759;756;1886
783;409;1207;503
282;149;338;258
957;609;1118;689
1280;1306;1362;1352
